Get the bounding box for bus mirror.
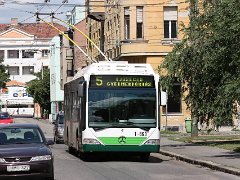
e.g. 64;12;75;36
77;82;85;97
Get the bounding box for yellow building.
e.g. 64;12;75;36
85;0;191;131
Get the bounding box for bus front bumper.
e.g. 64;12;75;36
83;144;160;152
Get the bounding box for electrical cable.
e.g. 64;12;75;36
53;15;111;61
37;16;96;63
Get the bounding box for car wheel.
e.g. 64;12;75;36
46;168;54;180
54;136;59;144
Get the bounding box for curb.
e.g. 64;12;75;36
159;150;240;176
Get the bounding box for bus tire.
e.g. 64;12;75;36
79;151;88;160
68;145;74;154
140;153;150;162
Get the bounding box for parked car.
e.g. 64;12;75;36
53;111;64;144
0;123;54;179
0;112;13;124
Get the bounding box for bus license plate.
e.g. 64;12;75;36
7;165;30;172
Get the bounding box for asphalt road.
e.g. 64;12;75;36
14;117;239;180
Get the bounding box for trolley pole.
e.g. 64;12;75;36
165;90;168;131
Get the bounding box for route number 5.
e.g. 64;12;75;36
96;76;103;86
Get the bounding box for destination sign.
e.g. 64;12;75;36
90;75;155;88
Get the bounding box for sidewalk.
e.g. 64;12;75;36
160;136;240;176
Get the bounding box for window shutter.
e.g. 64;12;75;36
164;6;177;21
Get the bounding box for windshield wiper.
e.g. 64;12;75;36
92;121;152;131
14;142;27;144
93;127;108;131
111;122;151;131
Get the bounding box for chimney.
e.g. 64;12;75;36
11;18;18;25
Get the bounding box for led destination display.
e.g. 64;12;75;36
90;75;155;88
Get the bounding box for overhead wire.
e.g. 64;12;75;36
3;0;189;61
36;16;96;63
53;15;111;61
6;1;188;7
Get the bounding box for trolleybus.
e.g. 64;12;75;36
64;62;160;161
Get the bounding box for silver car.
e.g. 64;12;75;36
53;112;64;144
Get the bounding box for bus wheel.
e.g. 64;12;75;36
140;153;150;162
79;151;88;160
68;146;74;154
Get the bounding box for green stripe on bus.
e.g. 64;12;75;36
83;144;160;152
98;137;146;145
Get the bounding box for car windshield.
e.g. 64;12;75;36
0;127;44;145
58;115;64;124
0;112;10;120
88;88;156;129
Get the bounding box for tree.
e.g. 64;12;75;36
26;69;51;117
0;58;10;88
158;0;240;136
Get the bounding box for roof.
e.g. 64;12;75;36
0;24;7;29
6;80;26;87
0;123;39;128
0;22;66;39
72;62;157;81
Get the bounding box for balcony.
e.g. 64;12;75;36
86;0;105;21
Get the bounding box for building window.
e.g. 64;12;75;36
67;62;73;76
164;6;178;39
0;50;4;59
22;66;34;75
136;6;143;39
22;50;34;58
124;7;130;39
167;83;182;113
7;50;19;59
7;66;19;75
42;50;49;57
43;66;48;70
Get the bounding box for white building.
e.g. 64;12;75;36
0;19;66;116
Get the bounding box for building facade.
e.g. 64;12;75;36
49;36;64;122
86;0;190;131
59;6;88;90
67;6;88;71
73;19;88;71
0;18;66;117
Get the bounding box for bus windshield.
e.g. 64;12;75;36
88;88;156;129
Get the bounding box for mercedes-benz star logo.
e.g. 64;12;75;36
118;136;126;144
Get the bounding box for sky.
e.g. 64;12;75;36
0;0;85;24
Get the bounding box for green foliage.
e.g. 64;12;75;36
159;0;240;127
0;58;10;88
26;69;51;114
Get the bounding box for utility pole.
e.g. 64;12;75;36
41;62;43;80
165;90;168;131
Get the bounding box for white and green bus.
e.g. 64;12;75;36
64;62;160;161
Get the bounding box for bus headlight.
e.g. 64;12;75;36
83;138;101;145
144;139;160;145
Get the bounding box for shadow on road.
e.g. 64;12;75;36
66;150;166;163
